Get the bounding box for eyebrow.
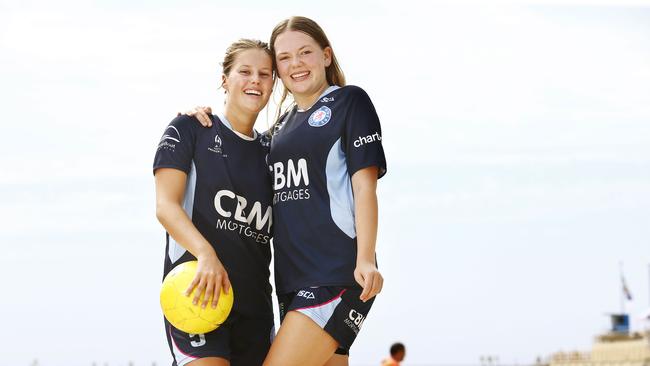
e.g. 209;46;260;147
276;45;312;56
238;65;273;71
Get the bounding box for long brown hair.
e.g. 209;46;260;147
269;16;346;124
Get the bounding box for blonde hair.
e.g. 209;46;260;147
270;16;346;123
219;38;275;123
221;38;273;82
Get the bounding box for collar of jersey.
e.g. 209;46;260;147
216;112;258;141
296;85;340;112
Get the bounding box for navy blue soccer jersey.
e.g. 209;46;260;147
268;85;387;294
153;114;274;316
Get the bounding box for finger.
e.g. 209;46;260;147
222;274;231;294
202;278;214;309
359;273;372;302
369;273;382;299
365;273;377;302
220;276;232;305
211;276;223;308
205;106;212;114
193;279;206;305
377;274;384;294
185;275;200;297
354;271;365;289
198;111;212;127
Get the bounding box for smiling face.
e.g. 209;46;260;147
274;30;332;109
222;48;274;115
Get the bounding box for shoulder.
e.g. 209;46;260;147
338;85;371;100
168;114;218;141
170;114;201;125
270;107;296;136
337;85;375;109
336;85;377;115
167;114;205;133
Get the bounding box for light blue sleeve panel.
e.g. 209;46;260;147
326;138;356;239
167;160;196;264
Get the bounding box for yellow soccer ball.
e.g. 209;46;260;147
160;261;234;334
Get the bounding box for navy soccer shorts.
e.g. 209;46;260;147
164;312;274;366
277;286;375;355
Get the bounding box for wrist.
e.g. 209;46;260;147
356;256;376;266
196;246;217;260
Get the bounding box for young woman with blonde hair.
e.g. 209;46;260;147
154;39;276;366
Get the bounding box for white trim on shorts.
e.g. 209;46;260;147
294;289;346;328
169;325;198;366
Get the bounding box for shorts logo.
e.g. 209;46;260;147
349;309;365;326
297;290;315;299
308;106;332;127
208;134;223;155
344;309;365;335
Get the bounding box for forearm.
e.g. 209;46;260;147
156;201;216;260
350;166;383;300
354;186;378;265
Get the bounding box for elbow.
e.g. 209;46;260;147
155;200;173;225
353;186;377;201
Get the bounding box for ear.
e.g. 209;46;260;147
323;46;332;67
221;74;228;93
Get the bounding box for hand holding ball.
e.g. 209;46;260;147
160;261;234;334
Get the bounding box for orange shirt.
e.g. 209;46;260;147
381;357;399;366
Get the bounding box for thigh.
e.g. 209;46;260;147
280;286;375;353
165;318;231;366
187;358;230;366
323;353;349;366
322;286;375;352
263;311;339;366
230;315;274;366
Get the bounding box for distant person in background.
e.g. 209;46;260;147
381;342;406;366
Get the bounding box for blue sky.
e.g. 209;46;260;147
1;1;649;365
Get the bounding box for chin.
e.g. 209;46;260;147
246;104;265;114
290;84;311;95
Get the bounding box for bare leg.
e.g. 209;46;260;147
323;353;349;366
186;357;230;366
263;311;339;366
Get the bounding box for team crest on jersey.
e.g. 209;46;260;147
208;134;223;155
308;106;332;127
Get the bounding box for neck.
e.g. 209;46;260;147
223;102;257;137
294;83;330;111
